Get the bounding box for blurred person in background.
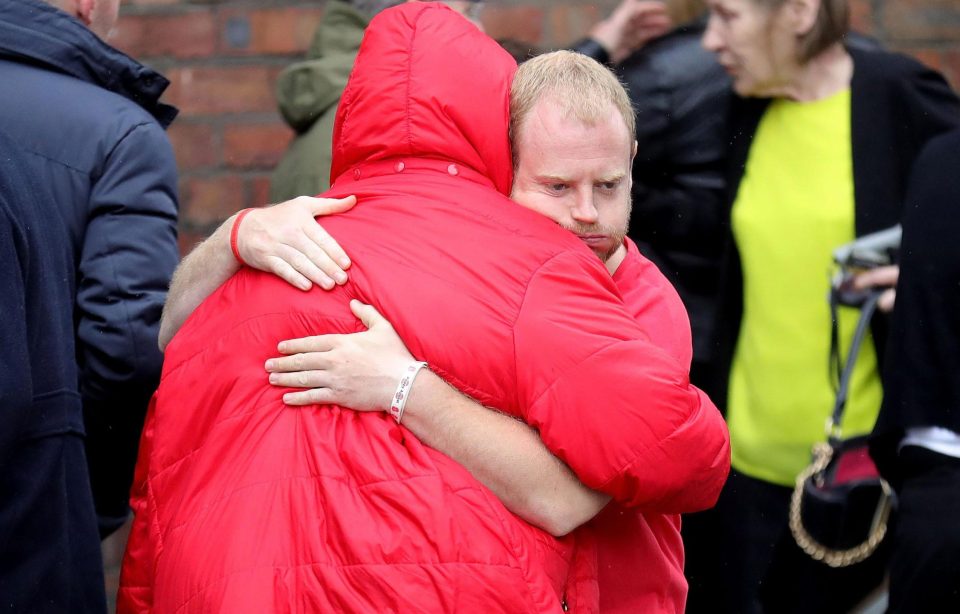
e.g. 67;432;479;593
0;0;179;609
868;129;960;613
698;0;960;611
269;0;485;202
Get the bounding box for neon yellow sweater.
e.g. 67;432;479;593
728;89;883;487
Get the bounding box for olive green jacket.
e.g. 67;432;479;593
269;1;367;201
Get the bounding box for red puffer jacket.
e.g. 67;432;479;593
119;5;721;613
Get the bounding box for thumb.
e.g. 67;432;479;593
309;195;357;217
350;299;387;331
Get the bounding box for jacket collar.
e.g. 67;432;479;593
0;0;177;127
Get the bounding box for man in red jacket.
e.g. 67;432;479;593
124;5;728;613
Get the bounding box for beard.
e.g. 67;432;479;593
561;207;631;263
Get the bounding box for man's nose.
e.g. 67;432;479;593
571;194;599;224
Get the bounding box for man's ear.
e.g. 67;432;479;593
787;0;820;36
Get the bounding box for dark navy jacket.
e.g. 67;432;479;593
0;130;108;612
0;0;179;546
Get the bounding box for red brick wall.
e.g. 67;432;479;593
108;0;960;255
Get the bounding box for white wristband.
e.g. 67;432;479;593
389;361;428;424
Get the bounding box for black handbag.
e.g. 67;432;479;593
789;290;894;568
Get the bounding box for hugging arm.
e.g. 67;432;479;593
514;251;730;513
267;300;611;537
158;195;356;350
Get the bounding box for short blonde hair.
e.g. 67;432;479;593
510;51;635;167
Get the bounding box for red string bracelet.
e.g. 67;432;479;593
230;208;254;266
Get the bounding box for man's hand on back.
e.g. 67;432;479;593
238;195;356;291
265;300;414;410
159;194;356;350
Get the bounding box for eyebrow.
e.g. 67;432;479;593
596;173;627;183
533;172;627;184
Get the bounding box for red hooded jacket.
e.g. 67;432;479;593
119;5;727;613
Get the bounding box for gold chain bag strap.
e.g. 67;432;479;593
788;290;894;568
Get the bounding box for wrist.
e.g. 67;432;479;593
588;22;619;56
230;208;255;266
388;361;429;424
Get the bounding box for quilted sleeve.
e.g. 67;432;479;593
513;251;730;512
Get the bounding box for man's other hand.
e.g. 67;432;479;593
265;300;416;409
239;195;356;291
590;0;672;64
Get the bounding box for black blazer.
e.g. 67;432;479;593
706;46;960;410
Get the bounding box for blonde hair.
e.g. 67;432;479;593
510;50;635;167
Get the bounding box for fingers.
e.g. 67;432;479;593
303;195;356;273
851;265;899;290
632;1;669;18
878;288;896;313
265;351;330;374
282;388;337;406
307;195;357;217
275;334;340;356
275;241;341;290
268;369;328;389
238;196;352;291
302;223;351;273
265;255;314;291
349;300;388;330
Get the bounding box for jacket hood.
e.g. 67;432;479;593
0;0;177;127
275;0;367;133
330;3;517;196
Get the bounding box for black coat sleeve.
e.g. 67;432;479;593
77;120;180;531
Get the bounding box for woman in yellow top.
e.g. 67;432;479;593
696;0;960;612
